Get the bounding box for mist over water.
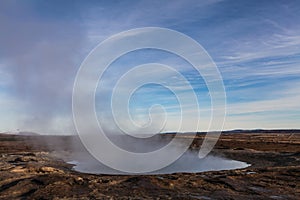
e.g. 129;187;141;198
60;134;250;175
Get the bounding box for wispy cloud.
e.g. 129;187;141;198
0;0;299;133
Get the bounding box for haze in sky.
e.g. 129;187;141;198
0;0;300;134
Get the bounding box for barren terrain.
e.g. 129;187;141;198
0;131;299;199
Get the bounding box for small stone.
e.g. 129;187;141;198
10;166;27;173
74;176;84;184
39;166;63;173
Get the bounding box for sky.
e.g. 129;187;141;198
0;0;300;134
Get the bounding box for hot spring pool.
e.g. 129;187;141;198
67;152;250;175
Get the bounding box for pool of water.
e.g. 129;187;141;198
67;151;250;175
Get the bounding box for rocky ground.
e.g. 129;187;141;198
0;131;299;199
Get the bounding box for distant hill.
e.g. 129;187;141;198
162;129;300;135
17;131;40;136
222;129;300;134
1;131;40;136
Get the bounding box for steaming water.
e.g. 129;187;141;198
67;151;250;175
59;134;250;174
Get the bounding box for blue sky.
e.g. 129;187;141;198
0;0;299;134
